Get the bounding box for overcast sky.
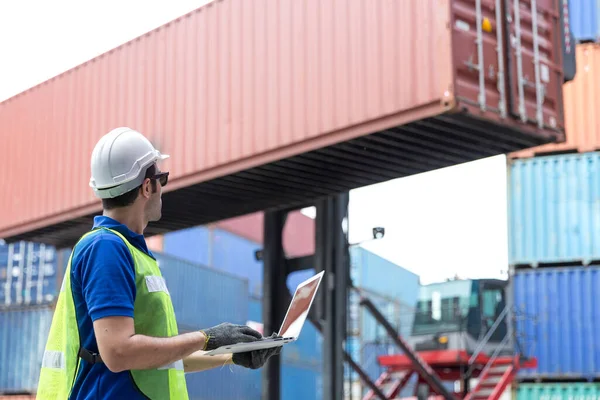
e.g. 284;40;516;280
0;0;509;284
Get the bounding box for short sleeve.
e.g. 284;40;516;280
74;231;136;321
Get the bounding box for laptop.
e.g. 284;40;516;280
205;270;324;355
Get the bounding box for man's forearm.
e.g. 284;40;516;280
183;350;233;373
107;331;207;372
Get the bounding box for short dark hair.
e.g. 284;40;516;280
102;164;158;210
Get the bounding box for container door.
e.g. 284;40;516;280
453;0;508;117
505;0;564;129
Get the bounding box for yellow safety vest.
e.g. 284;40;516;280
37;228;189;399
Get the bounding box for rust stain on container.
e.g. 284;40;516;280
0;0;566;246
510;43;600;158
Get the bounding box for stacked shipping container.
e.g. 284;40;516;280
507;15;600;394
0;242;67;396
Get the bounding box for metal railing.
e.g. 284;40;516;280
467;304;510;368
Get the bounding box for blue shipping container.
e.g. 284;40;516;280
185;366;261;400
512;267;600;379
211;229;264;297
0;306;54;393
156;252;249;330
568;0;600;42
350;247;420;306
281;363;322;400
350;247;420;342
0;242;61;307
248;296;322;367
508;152;600;266
163;226;212;266
164;227;264;297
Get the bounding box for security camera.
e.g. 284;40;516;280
254;249;264;261
372;227;385;240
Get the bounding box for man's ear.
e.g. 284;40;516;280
141;179;152;198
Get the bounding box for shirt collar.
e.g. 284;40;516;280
92;215;154;258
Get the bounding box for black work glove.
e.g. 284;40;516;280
232;333;282;370
200;322;263;351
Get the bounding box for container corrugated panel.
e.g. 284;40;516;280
162;212;314;296
350;247;419;341
513;267;600;379
0;242;60;307
568;0;600;43
0;306;54;394
247;296;321;367
185;367;261;400
515;382;600;400
155;252;249;329
211;229;264;297
165;227;263;297
508;152;600;266
162;226;211;266
1;0;566;248
511;44;600;159
350;247;420;303
281;363;322;400
186;363;320;400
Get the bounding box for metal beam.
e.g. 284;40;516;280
262;210;289;400
286;255;314;273
316;193;349;400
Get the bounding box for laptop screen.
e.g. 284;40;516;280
278;272;323;338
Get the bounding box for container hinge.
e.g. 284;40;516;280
531;0;544;128
36;243;47;304
513;0;527;122
15;242;25;305
495;0;507;118
24;242;34;305
3;243;14;306
476;0;486;111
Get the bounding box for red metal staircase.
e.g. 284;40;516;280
464;355;535;400
362;351;536;400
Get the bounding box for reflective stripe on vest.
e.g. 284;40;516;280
36;228;189;400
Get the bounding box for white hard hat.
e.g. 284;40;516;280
89;127;169;199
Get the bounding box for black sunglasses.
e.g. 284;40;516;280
150;171;169;187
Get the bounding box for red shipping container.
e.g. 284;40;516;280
0;0;566;246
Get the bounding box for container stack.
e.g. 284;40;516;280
0;242;67;397
507;2;600;396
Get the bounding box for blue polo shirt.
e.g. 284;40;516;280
68;216;153;400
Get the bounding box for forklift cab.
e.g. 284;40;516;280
411;279;508;349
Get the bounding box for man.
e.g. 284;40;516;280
37;127;280;399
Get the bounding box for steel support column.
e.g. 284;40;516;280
262;209;289;400
316;193;350;400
